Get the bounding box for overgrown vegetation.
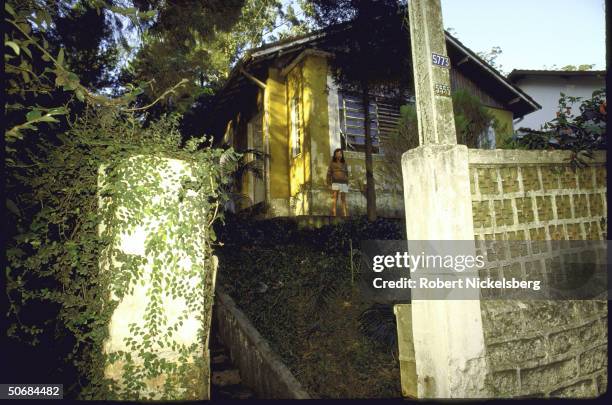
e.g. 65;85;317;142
502;89;606;167
6;108;239;398
5;0;245;398
379;89;501;185
214;215;405;398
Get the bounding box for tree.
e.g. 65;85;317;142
4;0;207;393
267;0;318;41
477;45;505;75
3;0;169;143
123;0;288;114
380;89;499;187
308;0;412;221
541;63;597;71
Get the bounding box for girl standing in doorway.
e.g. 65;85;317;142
326;148;349;217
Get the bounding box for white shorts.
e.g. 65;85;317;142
331;183;349;193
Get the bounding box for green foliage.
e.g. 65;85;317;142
271;0;318;40
503;88;606;167
542;63;597;71
3;0;183;144
358;304;397;351
452;89;496;147
6;108;239;399
378;90;496;186
477;45;505;75
561;64;596;71
124;0;285;113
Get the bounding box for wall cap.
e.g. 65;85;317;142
215;288;313;399
468;149;606;165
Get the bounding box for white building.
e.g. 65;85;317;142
507;70;605;130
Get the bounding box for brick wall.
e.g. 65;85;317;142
467;149;607;398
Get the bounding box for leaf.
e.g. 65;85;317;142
6;199;20;217
48;107;68;115
38;115;60;123
75;89;85;102
55;73;66;87
20;44;32;58
18;23;31;35
26;110;42;121
6;41;19;55
5;3;16;16
57;48;64;67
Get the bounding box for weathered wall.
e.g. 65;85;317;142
468;149;608;397
485;107;513;146
266;68;291;216
214;289;312;399
343;151;405;218
99;156;216;400
401;144;489;398
511;74;605;130
287;60;309;215
297;55;331;216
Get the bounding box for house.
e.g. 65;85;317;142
205;24;540;219
507;69;605;130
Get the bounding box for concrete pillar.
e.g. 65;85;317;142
98;155;216;400
401;145;489;398
408;0;457;145
394;0;490;399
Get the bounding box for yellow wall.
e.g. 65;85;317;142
287;63;307;198
266;68;290;199
486;106;513;146
285;54;405;216
302;55;331;190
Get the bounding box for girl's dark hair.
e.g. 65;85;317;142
332;148;345;163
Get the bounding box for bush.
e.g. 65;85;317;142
503;88;606;167
378;89;497;186
6;108;238;398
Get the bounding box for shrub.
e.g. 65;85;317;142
503;88;606;167
6;108;238;398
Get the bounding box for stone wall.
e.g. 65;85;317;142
467;149;607;398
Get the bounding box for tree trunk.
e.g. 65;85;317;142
361;81;377;221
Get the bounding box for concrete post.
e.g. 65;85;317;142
98;156;216;400
393;0;490;398
408;0;457;145
400;145;489;398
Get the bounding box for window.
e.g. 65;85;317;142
290;97;301;157
337;91;404;154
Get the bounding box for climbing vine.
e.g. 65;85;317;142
6;107;239;399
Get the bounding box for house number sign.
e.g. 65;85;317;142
431;52;450;68
434;83;451;97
